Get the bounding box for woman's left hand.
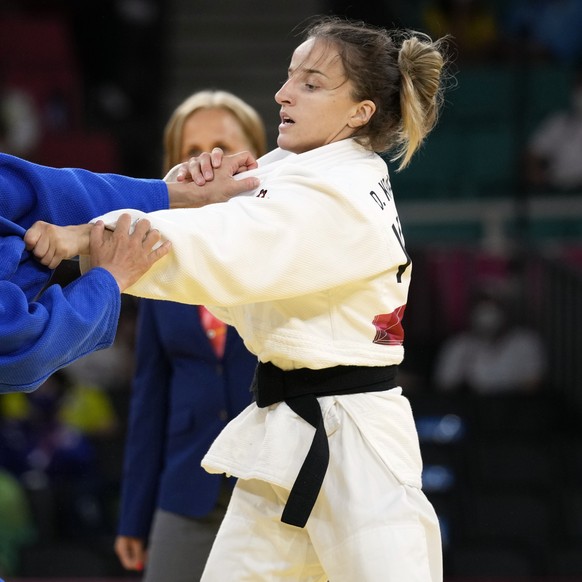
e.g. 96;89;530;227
24;222;92;269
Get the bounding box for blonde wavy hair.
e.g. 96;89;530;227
163;90;267;173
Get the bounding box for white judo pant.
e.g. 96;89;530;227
201;399;442;582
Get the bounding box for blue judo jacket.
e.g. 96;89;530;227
117;299;256;537
0;153;169;393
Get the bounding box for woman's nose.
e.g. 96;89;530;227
275;80;292;105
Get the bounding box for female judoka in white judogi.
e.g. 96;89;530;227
51;16;450;582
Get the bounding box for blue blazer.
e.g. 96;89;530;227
117;299;257;540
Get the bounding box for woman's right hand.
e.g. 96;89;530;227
90;213;172;292
114;535;147;571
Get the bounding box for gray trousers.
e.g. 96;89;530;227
143;487;230;582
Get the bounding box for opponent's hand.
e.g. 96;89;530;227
114;535;147;572
24;222;92;269
174;147;233;184
89;213;171;292
165;149;259;208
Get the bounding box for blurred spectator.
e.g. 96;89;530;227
0;468;36;577
502;0;582;64
1;0;166;174
67;0;165;174
433;289;547;394
421;0;500;62
0;373;94;477
63;296;140;397
55;373;120;438
0;372;107;538
69;0;161;122
523;70;582;192
0;82;41;157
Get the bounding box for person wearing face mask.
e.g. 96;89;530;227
113;90;266;582
524;71;582;193
433;291;547;395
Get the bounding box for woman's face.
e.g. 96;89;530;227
275;38;369;154
180;107;254;161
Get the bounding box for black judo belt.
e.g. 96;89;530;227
251;361;398;528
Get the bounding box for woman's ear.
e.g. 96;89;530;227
349;100;376;128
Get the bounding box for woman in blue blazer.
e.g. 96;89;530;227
114;90;267;581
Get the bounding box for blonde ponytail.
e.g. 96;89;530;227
395;33;447;170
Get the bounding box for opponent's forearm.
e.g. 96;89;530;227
166;181;218;209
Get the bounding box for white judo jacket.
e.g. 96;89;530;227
90;138;423;492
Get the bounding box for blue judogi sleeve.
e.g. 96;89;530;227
0;153;168;228
0;153;170;393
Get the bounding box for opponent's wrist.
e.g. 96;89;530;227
166;181;208;209
74;224;93;256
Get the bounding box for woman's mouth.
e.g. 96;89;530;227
279;113;295;128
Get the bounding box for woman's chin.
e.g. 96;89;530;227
276;136;293;152
278;135;308;154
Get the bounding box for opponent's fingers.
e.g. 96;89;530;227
30;233;50;260
171;162;192;183
90;220;106;247
23;221;44;250
223;176;261;197
210;147;225;168
227;150;259;174
184;157;207;186
32;240;59;269
176;149;255;189
43;247;60;269
164;162;187;182
198;152;215;183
